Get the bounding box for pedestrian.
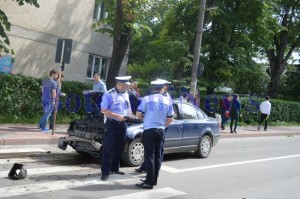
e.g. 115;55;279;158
131;81;140;97
38;69;59;132
258;96;271;131
135;79;174;189
100;76;132;181
220;94;231;130
93;73;107;92
86;73;107;118
187;89;200;108
230;94;242;133
49;73;66;130
180;92;189;103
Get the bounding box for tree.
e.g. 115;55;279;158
281;64;300;100
94;0;149;89
0;0;39;54
253;0;300;98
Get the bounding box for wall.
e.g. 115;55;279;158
0;0;117;82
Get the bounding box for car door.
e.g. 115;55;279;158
164;104;184;153
179;103;207;151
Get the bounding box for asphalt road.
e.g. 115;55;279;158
0;135;300;199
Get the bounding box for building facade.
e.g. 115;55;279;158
1;0;127;82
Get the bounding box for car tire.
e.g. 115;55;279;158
122;138;144;167
195;135;212;158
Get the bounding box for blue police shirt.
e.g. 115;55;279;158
42;78;57;102
93;80;107;92
101;88;131;120
138;93;174;130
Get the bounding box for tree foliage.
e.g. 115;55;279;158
93;0;150;89
0;0;39;54
251;0;300;98
281;64;300;100
128;0;300;99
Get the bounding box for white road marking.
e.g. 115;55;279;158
0;148;47;153
0;177;111;198
161;154;300;173
101;187;186;199
0;164;99;178
0;155;75;165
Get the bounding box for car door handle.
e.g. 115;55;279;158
198;124;203;128
177;125;183;130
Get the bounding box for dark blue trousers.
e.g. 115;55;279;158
143;128;164;186
101;119;127;176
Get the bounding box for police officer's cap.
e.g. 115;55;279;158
115;76;131;85
151;79;171;87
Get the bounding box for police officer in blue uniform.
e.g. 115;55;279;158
100;76;132;181
135;79;174;189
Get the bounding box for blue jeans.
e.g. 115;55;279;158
38;101;55;129
221;110;229;127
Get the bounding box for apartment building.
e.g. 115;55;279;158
1;0;127;82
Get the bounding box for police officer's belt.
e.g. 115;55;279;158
106;118;126;124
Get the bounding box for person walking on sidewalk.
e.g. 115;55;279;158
220;94;231;130
258;96;271;131
38;69;59;132
230;94;242;133
49;74;66;130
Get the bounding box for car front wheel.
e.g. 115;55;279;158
195;135;212;158
122;138;144;166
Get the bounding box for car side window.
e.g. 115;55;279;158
180;103;198;119
172;104;179;120
197;109;206;119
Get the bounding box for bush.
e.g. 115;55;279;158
0;73;90;123
200;94;300;124
1;74;299;125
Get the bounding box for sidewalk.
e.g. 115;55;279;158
0;124;299;146
0;124;69;145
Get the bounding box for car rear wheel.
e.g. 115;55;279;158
122;138;144;167
195;135;212;158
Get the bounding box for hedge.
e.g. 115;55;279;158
0;73;90;123
200;94;300;124
0;73;299;124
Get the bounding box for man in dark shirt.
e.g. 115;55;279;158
38;69;58;132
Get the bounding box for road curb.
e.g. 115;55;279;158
220;132;299;138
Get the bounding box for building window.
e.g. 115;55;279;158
93;1;108;21
87;54;109;81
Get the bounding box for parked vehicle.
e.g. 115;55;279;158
58;92;221;166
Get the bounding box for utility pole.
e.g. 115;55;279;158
190;0;206;95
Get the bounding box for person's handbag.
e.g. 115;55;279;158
225;111;230;118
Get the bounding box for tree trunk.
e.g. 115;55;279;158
106;38;131;89
173;61;186;79
267;74;280;99
106;0;134;89
265;53;285;99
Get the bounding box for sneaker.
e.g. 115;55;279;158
264;129;267;131
258;125;261;131
37;124;40;129
41;128;50;132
